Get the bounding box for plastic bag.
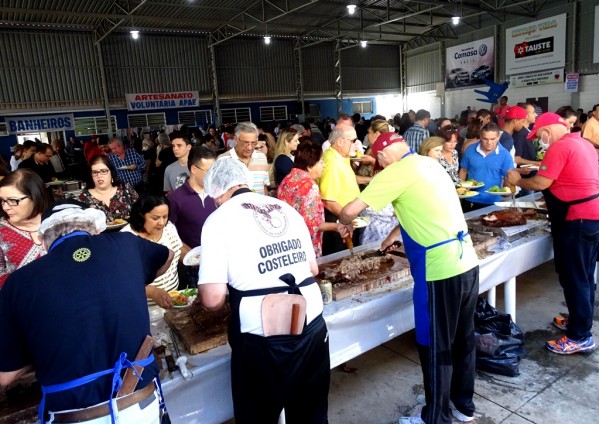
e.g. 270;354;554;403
474;297;526;376
476;352;520;377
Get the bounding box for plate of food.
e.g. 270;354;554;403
105;218;127;231
183;246;202;267
169;288;198;308
459;180;484;189
519;164;540;170
352;217;370;228
117;165;132;170
456;187;479;199
46;180;66;186
486;186;513;196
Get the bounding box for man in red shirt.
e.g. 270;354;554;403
507;113;599;355
493;96;509;128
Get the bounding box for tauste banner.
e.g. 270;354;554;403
126;91;200;111
445;36;495;89
6;114;74;134
505;14;566;75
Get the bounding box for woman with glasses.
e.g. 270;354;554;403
0;169;50;288
438;125;461;185
78;155;138;223
278;141;347;257
122;194;181;308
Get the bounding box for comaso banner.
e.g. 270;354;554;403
445;37;494;89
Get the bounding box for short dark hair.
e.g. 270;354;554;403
23;140;36;149
437;125;457;141
415;109;430;121
129;194;169;233
169;130;191;145
0;169;50;220
187;145;216;172
86;155;121;189
35;143;52;154
481;122;500;135
476;109;491;119
293;141;322;171
593;104;599;112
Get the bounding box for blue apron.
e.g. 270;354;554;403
400;224;469;347
39;232;167;424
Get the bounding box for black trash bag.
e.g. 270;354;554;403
476;332;526;359
474;297;524;341
476;352;520;377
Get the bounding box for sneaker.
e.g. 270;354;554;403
449;401;474;422
546;335;596;354
399;414;424;424
552;315;568;331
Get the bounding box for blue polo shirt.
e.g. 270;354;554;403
168;181;217;248
460;142;513;204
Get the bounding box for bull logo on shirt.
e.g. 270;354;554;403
241;203;289;237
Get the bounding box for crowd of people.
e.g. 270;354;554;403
0;101;598;424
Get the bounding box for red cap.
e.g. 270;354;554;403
371;132;405;170
527;112;569;140
502;106;527;120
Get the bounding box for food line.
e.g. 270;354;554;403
150;201;554;424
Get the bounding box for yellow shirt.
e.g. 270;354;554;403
318;147;360;208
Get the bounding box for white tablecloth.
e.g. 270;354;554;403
154;203;553;424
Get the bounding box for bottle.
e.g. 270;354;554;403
319;280;333;305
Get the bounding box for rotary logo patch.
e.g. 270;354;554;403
73;248;91;262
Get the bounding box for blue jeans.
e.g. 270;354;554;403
552;219;599;340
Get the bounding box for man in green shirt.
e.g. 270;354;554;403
339;132;480;424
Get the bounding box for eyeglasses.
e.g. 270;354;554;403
238;139;258;148
0;196;29;207
192;164;209;172
91;169;110;177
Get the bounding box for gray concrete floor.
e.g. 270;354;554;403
327;260;599;424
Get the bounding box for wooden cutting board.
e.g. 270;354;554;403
163;304;230;355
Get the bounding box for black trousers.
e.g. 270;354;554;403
418;266;479;424
230;315;330;424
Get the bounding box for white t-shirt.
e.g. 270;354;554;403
198;192;321;335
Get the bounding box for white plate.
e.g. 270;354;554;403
519;164;540;170
458;191;479;199
183;246;202;266
46;181;65;186
117;165;131;170
459;181;485;189
485;190;513;196
352;217;370;228
170;289;197;308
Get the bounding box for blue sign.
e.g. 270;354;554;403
6;114;75;134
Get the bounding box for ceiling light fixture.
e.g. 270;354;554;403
347;4;357;15
451;16;460;25
130;29;140;39
264;36;271;44
360;40;367;48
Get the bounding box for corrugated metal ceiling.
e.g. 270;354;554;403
0;0;543;47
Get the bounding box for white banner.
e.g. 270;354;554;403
6;114;74;134
445;36;495;89
565;73;579;92
505;14;567;75
126;91;200;111
509;68;563;88
594;6;599;63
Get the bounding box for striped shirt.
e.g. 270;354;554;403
403;123;429;152
218;149;269;195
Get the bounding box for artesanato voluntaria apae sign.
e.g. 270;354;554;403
125;91;200;111
6;114;75;134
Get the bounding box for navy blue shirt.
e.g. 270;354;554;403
513;127;536;161
499;131;514;152
0;232;169;413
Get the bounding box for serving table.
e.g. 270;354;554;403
153;202;554;424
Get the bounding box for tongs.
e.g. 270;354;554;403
508;183;517;209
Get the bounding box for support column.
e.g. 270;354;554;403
95;42;112;135
399;43;407;113
294;39;305;119
209;44;222;126
334;40;343;117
